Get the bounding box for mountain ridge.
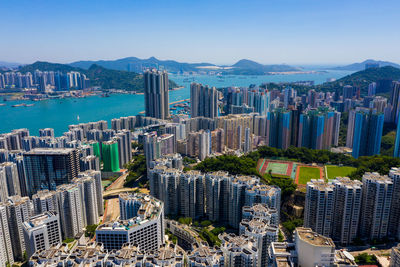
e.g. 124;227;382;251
70;57;301;74
334;59;400;71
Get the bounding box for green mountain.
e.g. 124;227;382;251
318;66;400;95
334;59;400;71
18;61;178;92
70;57;300;75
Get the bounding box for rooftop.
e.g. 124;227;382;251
24;211;57;229
247;184;281;196
295;227;334;247
333;176;362;188
99;193;162;231
307;179;335;191
24;147;75;155
363;172;392;183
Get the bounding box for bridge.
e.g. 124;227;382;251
103;188;137;199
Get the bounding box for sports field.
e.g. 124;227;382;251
325;165;356;180
297;166;322;185
258;159;294;177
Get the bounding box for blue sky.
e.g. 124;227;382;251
1;0;399;65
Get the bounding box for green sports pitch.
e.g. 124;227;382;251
265;162;289;175
325;165;357;180
298;166;321;185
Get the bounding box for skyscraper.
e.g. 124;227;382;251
0;206;13;266
23;148;80;196
304;179;335;237
269;109;291;149
144;69;169;119
389;81;400;123
349;109;384;158
0;162;21;197
5;196;32;260
331;177;362;245
388;168;400;240
394;121;400;158
360;172;393;240
190;83;218;118
55;183;85;239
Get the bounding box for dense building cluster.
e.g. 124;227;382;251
0;70;90;92
148;155;281;228
304;168;400;245
2;67;400;266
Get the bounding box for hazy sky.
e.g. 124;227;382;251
2;0;400;65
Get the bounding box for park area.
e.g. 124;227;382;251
296;166;323;185
325;165;357;181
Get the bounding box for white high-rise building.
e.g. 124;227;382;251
331;177;362;245
220;233;258;267
179;171;204;220
5;196;32;261
0;206;13;265
360;172;393;240
239;207;278;267
32;190;58;215
144;69;169;120
74;175;99;226
0;162;21;197
78;171;103;216
23;211;61;258
389;167;400;240
55;183;85;239
0;168;9;203
304;179;335;237
190;83;218;119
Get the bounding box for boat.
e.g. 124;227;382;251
0;103;5;106
25;104;35;107
12;104;24;107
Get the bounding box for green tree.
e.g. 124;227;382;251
85;224;98;238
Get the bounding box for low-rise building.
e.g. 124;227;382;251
294;227;335;267
23;211;62;258
97;194;164;251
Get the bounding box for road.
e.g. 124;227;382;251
101;172;128;223
101;172;150;223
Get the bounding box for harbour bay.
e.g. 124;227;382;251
0;70;352;136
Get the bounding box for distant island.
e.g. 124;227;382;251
334;59;400;71
69;56;302;75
